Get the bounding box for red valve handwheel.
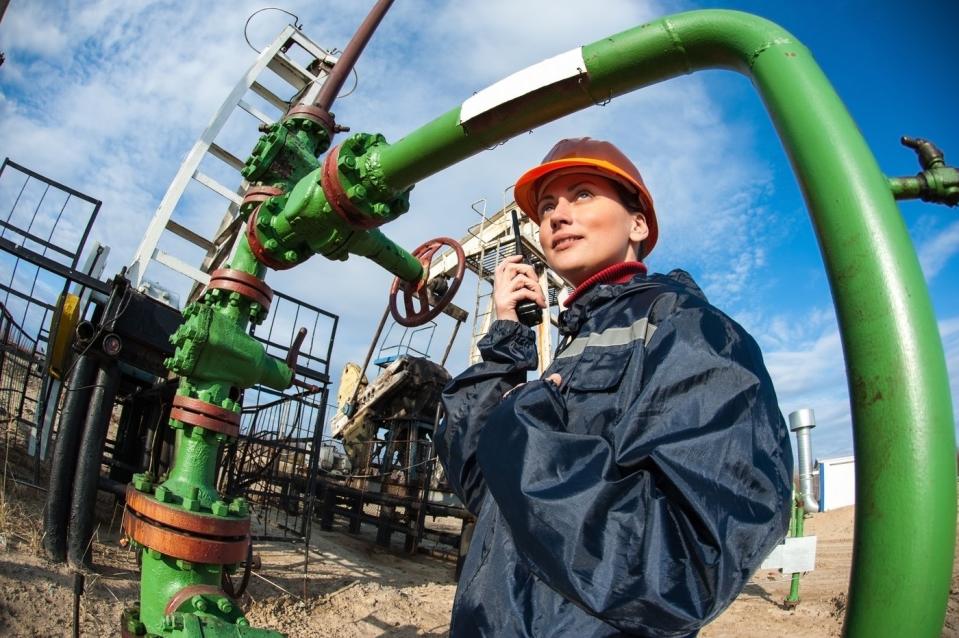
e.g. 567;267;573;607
389;237;466;327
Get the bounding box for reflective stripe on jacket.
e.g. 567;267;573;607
436;270;793;637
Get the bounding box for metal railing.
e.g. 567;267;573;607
217;288;338;544
0;160;102;482
0;303;45;452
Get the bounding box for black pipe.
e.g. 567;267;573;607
110;398;144;484
138;398;162;472
74;320;96;342
67;360;120;569
42;353;98;562
97;475;128;499
72;571;84;638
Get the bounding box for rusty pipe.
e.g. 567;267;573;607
312;0;395;113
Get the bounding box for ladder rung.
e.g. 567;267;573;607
238;99;275;127
208;143;247;172
210;214;245;247
166;219;215;251
192;171;244;205
267;52;316;91
152;249;211;285
288;30;339;68
251;81;289;113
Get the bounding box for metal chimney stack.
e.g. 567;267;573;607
789;408;820;512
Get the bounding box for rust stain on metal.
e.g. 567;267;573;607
170;407;239;438
286;104;334;133
206;268;274;311
173;395;242;424
242;185;285;208
125;486;250;537
321;145;378;230
245;206;299;270
122;509;249;564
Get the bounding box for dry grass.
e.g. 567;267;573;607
0;488;44;556
0;417;45;557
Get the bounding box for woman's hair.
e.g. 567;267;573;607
610;180;645;215
610;180;648;259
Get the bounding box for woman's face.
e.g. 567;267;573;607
536;172;649;286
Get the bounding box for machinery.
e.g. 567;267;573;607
330;354;451;480
22;3;956;637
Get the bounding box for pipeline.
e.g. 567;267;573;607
124;8;956;637
42;353;97;562
67;360;120;568
284;10;952;635
789;409;820;513
116;4;404;635
110;397;147;485
312;0;394;113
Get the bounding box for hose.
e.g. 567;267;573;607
42;353;97;562
66;360;120;568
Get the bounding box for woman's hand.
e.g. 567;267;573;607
493;255;546;323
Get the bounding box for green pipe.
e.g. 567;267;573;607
370;10;955;635
887;176;924;200
230;236;267;278
256;167;425;282
785;494;804;606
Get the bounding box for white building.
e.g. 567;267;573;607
818;455;856;511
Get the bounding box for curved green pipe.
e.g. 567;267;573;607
373;9;955;636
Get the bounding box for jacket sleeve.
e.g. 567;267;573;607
435;319;538;515
475;300;794;637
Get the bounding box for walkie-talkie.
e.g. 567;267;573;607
510;210;543;327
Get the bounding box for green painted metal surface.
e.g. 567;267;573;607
229;238;265;278
887;137;959;206
166;291;292;390
241;116;325;186
317;9;955;636
131;8;955;636
785;495;805;606
134;272;290;632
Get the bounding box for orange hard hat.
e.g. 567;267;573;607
514;137;658;256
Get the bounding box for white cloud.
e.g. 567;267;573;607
918;219;959;280
0;0;848;437
754;306;959;460
3;4;71;58
940;316;959;418
761;322;854;459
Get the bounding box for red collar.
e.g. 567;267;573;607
562;261;647;307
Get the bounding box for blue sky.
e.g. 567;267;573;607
1;1;956;460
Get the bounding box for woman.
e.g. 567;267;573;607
436;138;793;637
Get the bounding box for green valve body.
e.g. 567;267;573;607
126;106;426;635
126;240;293;635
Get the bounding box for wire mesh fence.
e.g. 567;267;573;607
217;289;338;546
220;386;330;540
0;303;46;453
0;159;102;482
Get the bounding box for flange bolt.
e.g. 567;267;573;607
191;595;208;612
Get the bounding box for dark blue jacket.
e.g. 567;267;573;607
436;270;793;637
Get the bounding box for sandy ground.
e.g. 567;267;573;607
0;478;956;637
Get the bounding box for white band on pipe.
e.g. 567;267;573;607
459;47;587;125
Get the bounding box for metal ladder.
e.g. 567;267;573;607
125;25;339;301
467;201;493;365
